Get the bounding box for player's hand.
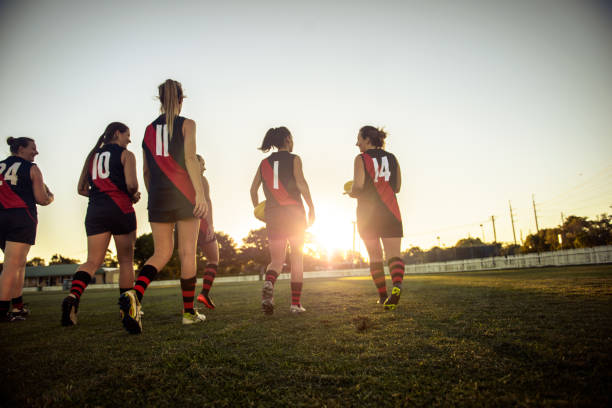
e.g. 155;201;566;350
131;192;141;204
193;192;208;219
308;208;315;227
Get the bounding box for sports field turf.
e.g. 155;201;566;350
1;265;611;407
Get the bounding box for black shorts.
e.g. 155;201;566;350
149;206;195;223
266;205;306;240
357;202;403;239
85;205;136;236
0;208;37;249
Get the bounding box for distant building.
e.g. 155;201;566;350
23;265;119;287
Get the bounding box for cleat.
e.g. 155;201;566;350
197;292;216;310
377;296;388;305
290;304;306;313
61;296;79;326
383;286;401;310
12;305;30;317
1;312;25;322
261;281;274;315
118;290;142;334
182;310;206;325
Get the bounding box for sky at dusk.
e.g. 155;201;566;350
1;0;611;262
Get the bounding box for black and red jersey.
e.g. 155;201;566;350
260;151;304;212
87;143;134;214
143;114;195;212
359;148;401;223
0;156;37;216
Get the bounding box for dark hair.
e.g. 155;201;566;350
158;79;184;141
85;122;128;174
259;127;291;152
359;125;387;148
7;137;34;154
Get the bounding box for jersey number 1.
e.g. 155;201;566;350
155;124;169;157
372;156;391;182
91;152;111;180
0;162;21;186
273;161;279;189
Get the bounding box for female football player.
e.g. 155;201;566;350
119;79;207;334
349;126;405;309
1;137;54;322
61;122;140;326
250;127;315;315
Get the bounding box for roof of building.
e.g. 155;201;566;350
24;265;107;278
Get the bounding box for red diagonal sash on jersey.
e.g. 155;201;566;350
0;175;28;209
362;152;402;221
143;124;196;204
89;156;134;214
260;159;300;206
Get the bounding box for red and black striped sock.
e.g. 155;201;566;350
119;287;132;295
70;271;92;301
201;263;217;294
291;281;303;305
388;257;405;288
265;270;279;286
181;276;197;314
133;264;158;302
11;296;23;310
369;261;387;300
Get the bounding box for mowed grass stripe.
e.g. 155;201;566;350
1;265;611;407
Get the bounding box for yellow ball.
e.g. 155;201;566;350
254;200;266;221
344;180;353;194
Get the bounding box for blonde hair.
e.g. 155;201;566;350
158;79;184;140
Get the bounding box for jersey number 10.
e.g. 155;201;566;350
372;156;391;182
0;162;21;186
91;152;111;180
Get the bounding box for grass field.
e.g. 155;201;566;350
1;265;611;407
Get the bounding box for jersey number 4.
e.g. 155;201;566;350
155;124;169;157
91;152;111;180
372;156;391;182
0;162;21;186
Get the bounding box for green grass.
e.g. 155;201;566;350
2;265;611;407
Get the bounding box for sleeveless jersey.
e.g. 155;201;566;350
0;156;37;217
259;151;304;211
359;149;402;223
87;144;134;214
143;114;194;211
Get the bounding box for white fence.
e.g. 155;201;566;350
405;245;612;274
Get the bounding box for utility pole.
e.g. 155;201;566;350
532;194;540;233
480;224;485;242
509;200;517;245
491;215;497;242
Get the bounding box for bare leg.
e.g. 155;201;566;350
362;238;387;302
77;232;112;277
176;218;200;279
288;235;305;310
146;222;175;271
200;239;219;265
267;239;287;273
114;231;136;289
0;242;30;301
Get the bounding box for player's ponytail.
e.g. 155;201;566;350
158;79;184;141
6;136;34;154
359;125;386;148
259;127;291;152
84;122;128;175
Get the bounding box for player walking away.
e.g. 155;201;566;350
250;127;315;315
61;122;140;326
349;126;405;310
0;137;54;322
195;154;219;310
119;79;207;334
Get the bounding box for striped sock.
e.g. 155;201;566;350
265;270;279;286
181;276;197;314
388;257;405;288
201;263;217;294
133;265;158;302
11;296;24;310
70;271;92;300
291;281;303;305
369;262;387;300
119;287;132;295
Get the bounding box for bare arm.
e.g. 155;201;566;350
349;155;365;198
395;161;401;193
142;150;150;192
202;176;213;226
31;165;53;205
77;158;89;197
250;167;261;207
294;156;315;225
183;119;207;218
122;150;140;202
